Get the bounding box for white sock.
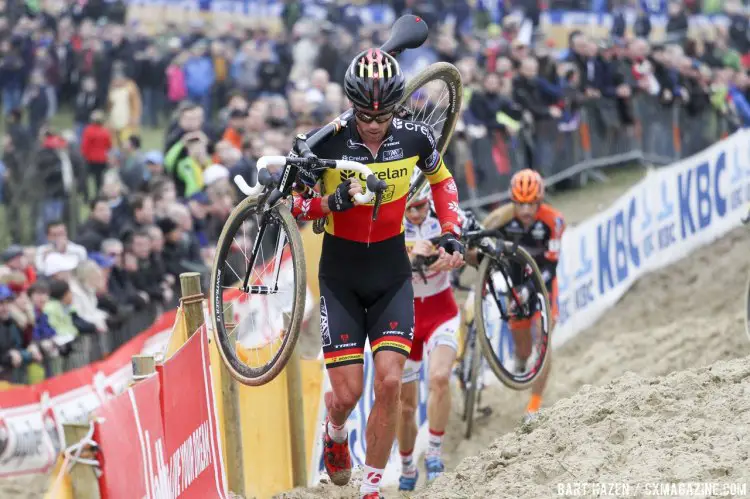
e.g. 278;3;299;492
360;465;384;496
327;419;347;443
400;449;416;476
426;429;444;458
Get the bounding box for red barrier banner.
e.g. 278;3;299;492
156;326;226;498
0;386;57;477
94;374;164;499
94;326;226;498
0;309;177;477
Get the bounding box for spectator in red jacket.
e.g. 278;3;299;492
81;109;113;194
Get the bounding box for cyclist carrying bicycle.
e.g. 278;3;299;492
394;185;465;489
475;169;565;423
289;48;464;499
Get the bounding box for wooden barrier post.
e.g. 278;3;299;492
179;272;205;337
131;355;156;384
62;423;101;499
221;303;246;496
284;312;307;487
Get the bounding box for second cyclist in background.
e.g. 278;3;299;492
396;186;463;490
482;169;565;423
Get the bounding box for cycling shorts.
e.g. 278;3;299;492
509;278;559;331
402;288;459;384
319;275;414;369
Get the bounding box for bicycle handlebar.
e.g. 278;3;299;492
234;155;387;205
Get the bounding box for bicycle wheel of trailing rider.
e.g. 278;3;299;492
462;319;483;439
473;243;552;391
210;196;307;386
399;62;463;206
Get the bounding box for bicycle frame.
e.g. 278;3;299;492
233;156;384;294
410;228;528;320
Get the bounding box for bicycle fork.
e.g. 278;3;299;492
240;212;286;295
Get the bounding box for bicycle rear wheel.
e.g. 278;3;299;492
399;62;463;204
210;197;307;386
474;243;551;391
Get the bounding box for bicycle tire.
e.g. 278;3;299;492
400;62;463;204
210;197;306;387
474;243;552;391
745;269;750;343
463;322;482;439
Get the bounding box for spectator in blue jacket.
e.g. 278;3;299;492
28;280;63;376
729;72;750;127
0;38;26;116
182;43;215;118
0;285;34;382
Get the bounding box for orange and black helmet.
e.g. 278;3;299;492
344;48;405;112
509;169;544;203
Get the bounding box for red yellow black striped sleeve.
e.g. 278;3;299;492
418;128;461;237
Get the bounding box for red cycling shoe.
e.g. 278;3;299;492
322;418;352;486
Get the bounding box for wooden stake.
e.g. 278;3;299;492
131;355;156;384
284;313;307;487
221;303;246;496
62;423;101;499
180;272;205;338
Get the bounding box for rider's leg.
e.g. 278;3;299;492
363;350;407;489
510;322;532;371
425;344;456;458
396;376;419;478
527;314;557;414
525;278;559;418
327;364;365;430
397;309;428;491
361;278;414;497
423;310;459;482
319;278;367;486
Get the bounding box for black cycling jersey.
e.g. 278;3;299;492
290;117;461;369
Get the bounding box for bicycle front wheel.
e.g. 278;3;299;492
474;243;552;391
210;197;307;386
400;62;463;204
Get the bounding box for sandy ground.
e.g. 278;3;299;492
277;164;750;499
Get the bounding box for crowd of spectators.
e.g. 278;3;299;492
2;0;750;383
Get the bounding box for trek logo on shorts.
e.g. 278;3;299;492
320;297;331;347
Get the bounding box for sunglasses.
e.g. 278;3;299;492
355;110;394;124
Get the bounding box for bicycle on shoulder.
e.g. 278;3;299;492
411;206;552;438
210;14;464;388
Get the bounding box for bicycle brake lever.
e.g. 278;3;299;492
372;190;384;221
368;178;387;221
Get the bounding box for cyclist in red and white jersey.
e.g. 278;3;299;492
396;185;462;489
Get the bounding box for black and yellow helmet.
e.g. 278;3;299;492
344;48;405;112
